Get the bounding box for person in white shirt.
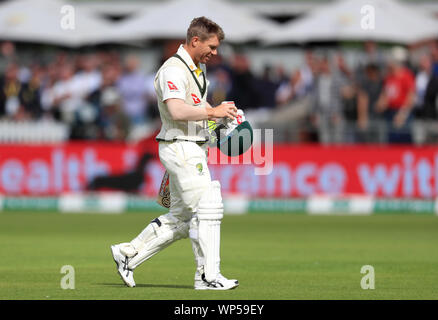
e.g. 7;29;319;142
117;55;149;124
415;54;432;111
111;16;239;290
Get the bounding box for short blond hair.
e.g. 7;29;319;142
186;16;225;43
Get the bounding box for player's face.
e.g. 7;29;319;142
195;35;220;64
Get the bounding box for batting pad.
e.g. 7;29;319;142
127;213;189;270
197;180;224;282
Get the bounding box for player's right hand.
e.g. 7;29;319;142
210;102;238;120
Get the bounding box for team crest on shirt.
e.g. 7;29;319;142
191;93;201;104
167;81;179;91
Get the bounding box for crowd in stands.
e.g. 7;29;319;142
207;41;438;144
0;40;438;144
0;42;157;141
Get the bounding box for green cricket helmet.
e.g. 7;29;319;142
213;120;253;157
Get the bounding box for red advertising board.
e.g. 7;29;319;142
0;143;437;198
261;144;438;199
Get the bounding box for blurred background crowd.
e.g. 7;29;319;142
0;43;156;141
0;0;437;145
207;42;438;145
2;40;438;145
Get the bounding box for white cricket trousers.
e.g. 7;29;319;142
159;140;211;222
125;140;216;271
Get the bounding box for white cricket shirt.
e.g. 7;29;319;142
154;45;210;142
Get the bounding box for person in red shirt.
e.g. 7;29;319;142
376;47;416;143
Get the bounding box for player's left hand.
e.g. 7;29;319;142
207;103;237;120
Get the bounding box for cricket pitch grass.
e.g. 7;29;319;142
1;211;437;300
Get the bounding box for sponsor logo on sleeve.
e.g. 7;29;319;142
167;81;179;91
191;93;201;104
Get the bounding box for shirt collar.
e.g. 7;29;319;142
177;44;202;73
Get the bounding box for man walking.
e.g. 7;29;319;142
111;17;239;290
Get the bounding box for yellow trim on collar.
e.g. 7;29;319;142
194;67;203;77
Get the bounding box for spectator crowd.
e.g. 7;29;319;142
1;40;438;144
206;41;438;144
0;42;157;141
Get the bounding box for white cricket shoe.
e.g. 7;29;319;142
110;245;136;287
194;271;239;290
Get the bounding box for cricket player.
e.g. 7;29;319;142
111;17;239;290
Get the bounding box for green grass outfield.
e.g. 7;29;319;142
0;212;437;300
